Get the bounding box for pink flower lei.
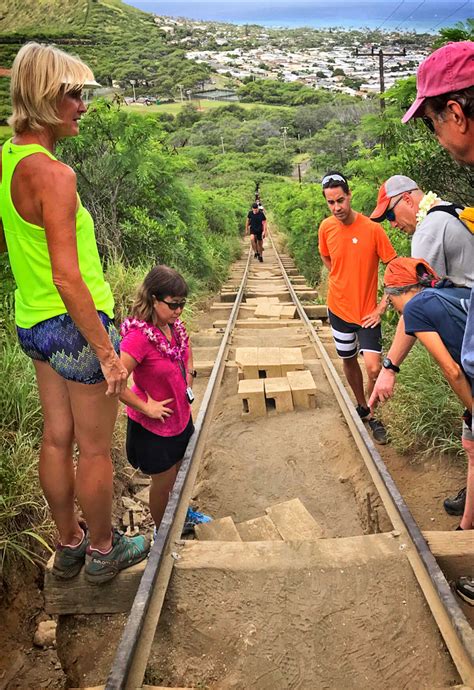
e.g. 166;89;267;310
120;317;188;362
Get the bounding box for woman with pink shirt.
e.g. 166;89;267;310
120;265;211;533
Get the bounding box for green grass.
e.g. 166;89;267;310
0;125;12;144
123;99;288;115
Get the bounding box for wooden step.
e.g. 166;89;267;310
303;304;328;319
43;531;470;616
287;369;317;409
265;498;324;540
194;516;242;542
264;377;294;413
235;515;283;541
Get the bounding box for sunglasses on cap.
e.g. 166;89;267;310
321;173;346;187
157;299;186;311
385;195;404;222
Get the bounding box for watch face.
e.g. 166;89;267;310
383;358;391;368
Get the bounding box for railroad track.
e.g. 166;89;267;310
54;234;473;690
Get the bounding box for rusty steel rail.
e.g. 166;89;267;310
269;230;474;685
104;235;473;689
105;249;252;690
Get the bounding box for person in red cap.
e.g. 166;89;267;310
318;170;397;444
370;175;474;415
400;40;474;606
401;40;474;166
382;257;473;577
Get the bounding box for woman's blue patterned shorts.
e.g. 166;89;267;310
17;312;120;385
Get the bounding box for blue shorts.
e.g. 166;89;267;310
17;312;120;385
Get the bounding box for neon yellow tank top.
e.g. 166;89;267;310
0;139;114;328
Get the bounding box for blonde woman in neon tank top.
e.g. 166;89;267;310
0;43;149;583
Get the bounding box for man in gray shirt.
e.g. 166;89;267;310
368;174;474;515
370;175;474;287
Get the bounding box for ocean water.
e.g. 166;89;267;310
125;0;474;33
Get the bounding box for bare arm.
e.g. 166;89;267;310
320;254;332;272
245;218;250;234
362;294;389;329
119;351;173;421
262;220;267;238
186;340;195;388
416;331;473;409
369;316;416;407
41;161;127;395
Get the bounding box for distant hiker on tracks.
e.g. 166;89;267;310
0;43;149;584
398;39;474;606
246;202;267;262
120;265;211;536
318;171;397;445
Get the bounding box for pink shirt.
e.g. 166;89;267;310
120;322;191;437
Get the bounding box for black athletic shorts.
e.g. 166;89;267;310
251;229;263;241
328;309;382;359
126;415;194;475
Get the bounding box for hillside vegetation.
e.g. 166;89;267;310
0;0;210;122
1;12;473;578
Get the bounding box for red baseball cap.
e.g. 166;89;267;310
402;41;474;123
370;175;419;221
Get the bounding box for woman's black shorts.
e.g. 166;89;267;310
126;416;194;475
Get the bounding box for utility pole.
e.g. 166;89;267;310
220;136;225;154
177;83;184;103
354;46;406;112
281;126;288;150
130;79;136;102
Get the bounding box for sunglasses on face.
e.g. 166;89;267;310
421;116;435;133
158;299;186;311
385;195;404;222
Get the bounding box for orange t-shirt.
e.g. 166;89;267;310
318;212;396;325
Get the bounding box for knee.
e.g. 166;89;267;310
366;363;381;382
42;423;74;453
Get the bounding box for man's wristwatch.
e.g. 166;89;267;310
382;357;400;373
188;369;197;378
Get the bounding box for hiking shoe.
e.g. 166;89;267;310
254;252;258;258
443;487;467;516
455;576;474;606
356;404;371;421
52;529;87;579
258;254;263;262
368;418;388;445
182;507;212;535
85;529;150;584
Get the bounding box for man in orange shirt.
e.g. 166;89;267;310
318;171;397;444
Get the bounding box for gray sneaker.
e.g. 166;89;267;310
368;418;388;445
85;529;150;584
52;529;87;579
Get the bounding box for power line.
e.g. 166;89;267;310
393;0;426;31
431;0;471;31
375;0;406;32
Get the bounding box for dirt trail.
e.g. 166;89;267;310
17;241;470;689
140;243;461;689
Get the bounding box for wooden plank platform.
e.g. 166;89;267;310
42;530;471;616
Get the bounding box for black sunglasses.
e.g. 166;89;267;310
385;195;404;222
421;116;435;133
158;299;186;311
